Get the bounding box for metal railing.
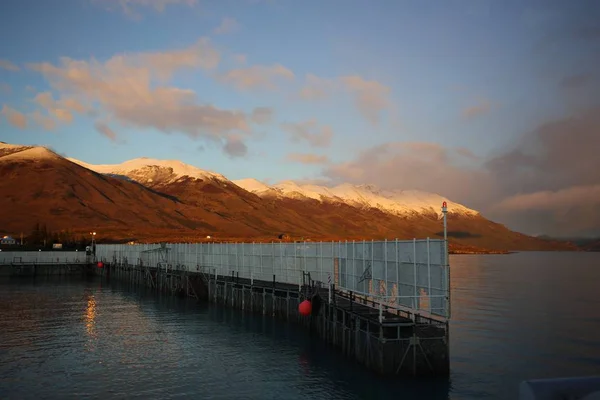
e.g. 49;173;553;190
0;251;84;265
97;238;450;320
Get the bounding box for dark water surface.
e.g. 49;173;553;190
0;252;599;399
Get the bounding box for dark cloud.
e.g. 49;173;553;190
281;119;334;147
533;1;600;49
324;107;600;237
94;122;118;142
559;73;594;89
223;137;247;157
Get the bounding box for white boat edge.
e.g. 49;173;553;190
519;376;600;399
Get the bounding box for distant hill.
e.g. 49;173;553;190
583;241;600;252
536;235;599;252
0;142;576;252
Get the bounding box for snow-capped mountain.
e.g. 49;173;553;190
233;178;478;216
68;157;227;186
0;141;574;252
65;155;477;217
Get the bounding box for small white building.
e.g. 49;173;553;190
0;235;16;245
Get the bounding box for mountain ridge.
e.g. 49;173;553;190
0;142;576;252
68;152;478;219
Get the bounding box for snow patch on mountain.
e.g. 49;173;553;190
0;142;28;150
68;157;227;185
233;178;272;193
233;178;478;216
0;145;59;161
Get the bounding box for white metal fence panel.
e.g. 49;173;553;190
97;239;449;319
0;251;83;264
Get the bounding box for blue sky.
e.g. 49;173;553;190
1;0;599;236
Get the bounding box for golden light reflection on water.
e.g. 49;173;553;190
85;295;97;338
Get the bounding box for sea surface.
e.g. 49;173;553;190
0;251;599;399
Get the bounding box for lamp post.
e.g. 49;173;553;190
441;202;449;319
90;232;96;255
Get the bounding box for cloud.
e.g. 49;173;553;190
31;111;56;131
0;60;19;72
231;54;247;65
286;153;329;164
1;105;27;129
94;121;118;142
214;17;240;35
298;74;335;100
298;74;391;125
33;92;86;124
29;37;220;80
251;107;274;124
141;38;220;76
219;64;294;90
281;119;333;147
93;0;198;18
462;98;492;119
340;76;391;125
491;185;600;237
323;107;600;236
324;142;487;203
455;147;480;160
493;185;600;213
223;136;247;157
28;38;258;156
0;83;11;94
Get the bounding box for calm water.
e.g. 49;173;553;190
0;252;599;399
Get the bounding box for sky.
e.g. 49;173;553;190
0;0;599;238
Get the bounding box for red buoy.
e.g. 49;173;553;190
97;261;104;268
298;300;312;316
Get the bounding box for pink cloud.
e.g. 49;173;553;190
1;105;27;129
281;119;333;147
0;60;19;72
298;74;392;126
219;64;294;90
28;38;259;157
286;153;329;164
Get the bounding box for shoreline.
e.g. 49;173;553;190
449;250;514;255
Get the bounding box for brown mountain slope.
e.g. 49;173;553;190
0;145;575;252
115;167;573;251
0;146;259;238
138;177;546;250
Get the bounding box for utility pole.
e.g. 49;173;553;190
441;201;449;319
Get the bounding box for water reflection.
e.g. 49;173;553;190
85;295;97;338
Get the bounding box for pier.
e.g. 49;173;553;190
1;207;451;378
96;238;451;377
0;251;91;276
